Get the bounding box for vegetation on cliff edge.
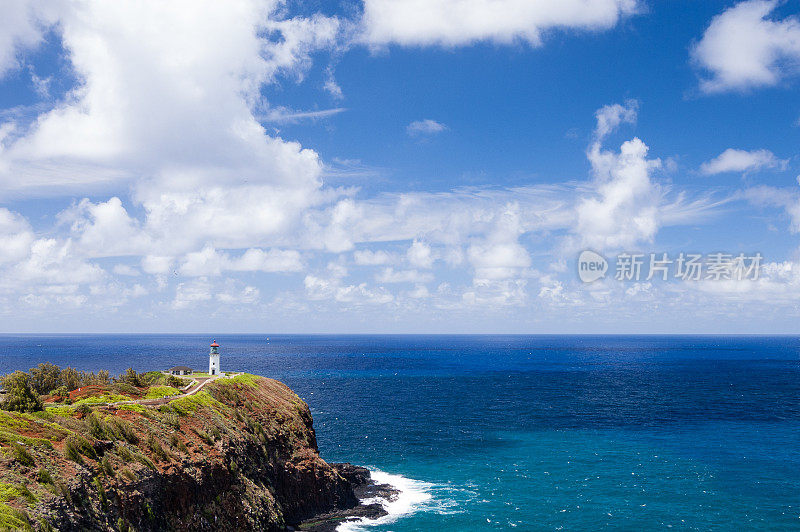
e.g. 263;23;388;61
0;368;350;531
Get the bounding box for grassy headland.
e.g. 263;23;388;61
0;365;356;530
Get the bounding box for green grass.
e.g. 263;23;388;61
167;391;224;416
20;411;54;422
105;418;139;444
72;394;130;406
117;404;146;414
217;374;259;387
0;503;31;531
0;482;36;504
0;430;53;450
0;410;67;446
109;383;140;397
144;386;180;400
0;412;26;430
45;405;74;417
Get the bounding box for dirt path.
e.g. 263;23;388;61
126;373;241;407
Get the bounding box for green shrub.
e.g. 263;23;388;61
106;418;138;444
195;429;213;445
12;444;35;467
166;375;188;388
37;517;55;532
64;435;96;463
64;439;82;464
93;477;107;510
133;453;156;470
100;456;113;476
86;413;107;439
0;429;53;451
120;468;137;483
163;413;180;430
115;444;133;462
140;372;165;386
37;468;53;485
56;482;71;504
52;386;69;401
147;434;168;462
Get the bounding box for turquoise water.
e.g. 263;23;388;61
2;335;800;529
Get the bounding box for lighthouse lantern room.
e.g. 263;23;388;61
209;340;221;375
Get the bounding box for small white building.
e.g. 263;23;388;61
166;366;193;376
209;340;221;375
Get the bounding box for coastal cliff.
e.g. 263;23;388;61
0;374;374;531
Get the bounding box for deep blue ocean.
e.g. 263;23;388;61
3;335;800;530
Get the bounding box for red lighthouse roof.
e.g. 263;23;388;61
210;340;219;347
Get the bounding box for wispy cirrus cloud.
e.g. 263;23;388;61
741;183;800;233
261;106;347;124
406;119;448;136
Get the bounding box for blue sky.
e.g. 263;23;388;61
0;0;799;333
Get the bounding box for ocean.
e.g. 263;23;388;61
2;334;799;530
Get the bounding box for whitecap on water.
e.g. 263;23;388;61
336;470;434;531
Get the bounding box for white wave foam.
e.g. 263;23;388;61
336;470;433;531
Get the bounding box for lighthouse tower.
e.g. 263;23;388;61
209;340;221;376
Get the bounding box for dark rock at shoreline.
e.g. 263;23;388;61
295;464;401;532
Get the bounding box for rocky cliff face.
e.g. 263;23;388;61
0;375;364;531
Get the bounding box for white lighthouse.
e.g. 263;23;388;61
209;340;220;375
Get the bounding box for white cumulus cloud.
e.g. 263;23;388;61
179;246;303;277
700;148;786;175
692;0;800;93
353;249;394;266
575;101;661;250
360;0;638;47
